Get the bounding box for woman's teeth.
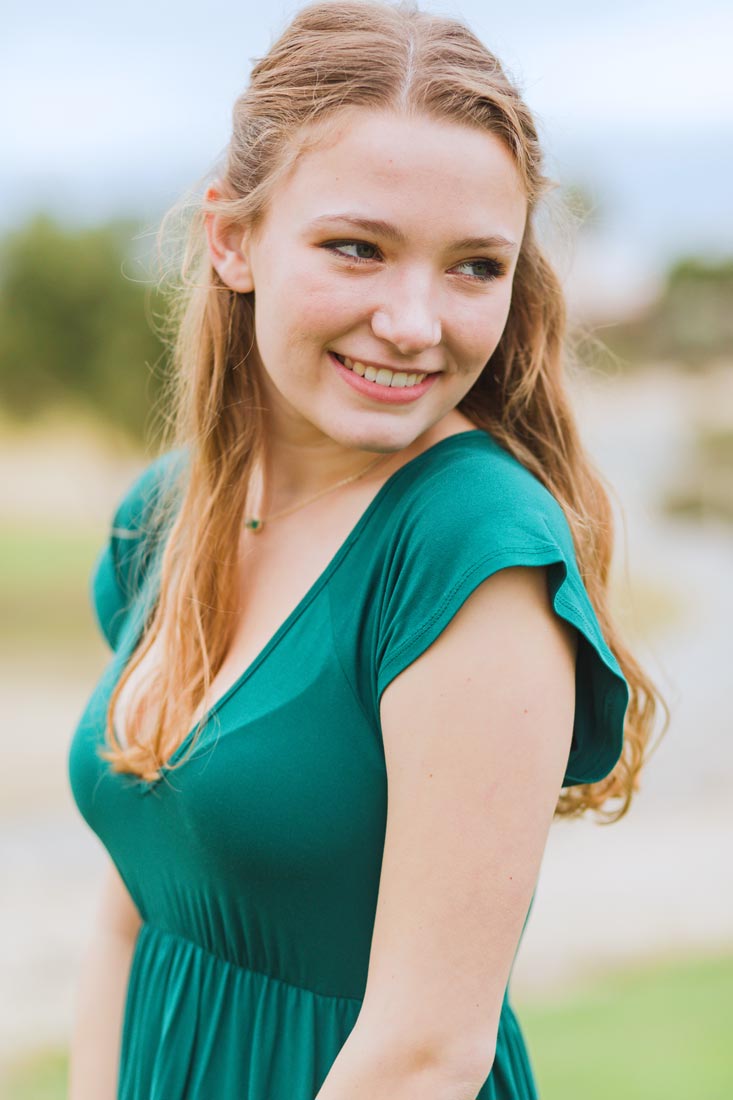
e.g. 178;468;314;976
336;353;427;388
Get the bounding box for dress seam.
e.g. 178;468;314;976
380;540;559;673
140;922;364;1004
326;586;375;731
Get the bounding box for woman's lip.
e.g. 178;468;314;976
329;351;440;404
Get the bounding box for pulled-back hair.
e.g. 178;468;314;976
99;0;665;821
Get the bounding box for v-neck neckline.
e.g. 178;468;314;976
119;428;486;784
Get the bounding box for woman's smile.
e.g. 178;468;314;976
328;349;442;404
331;350;439;385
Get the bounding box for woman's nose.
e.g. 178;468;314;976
370;281;442;356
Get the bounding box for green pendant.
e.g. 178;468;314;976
244;516;264;532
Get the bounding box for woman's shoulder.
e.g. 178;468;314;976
90;446;187;651
392;428;572;557
371;428;629;787
111;445;188;537
389;430;611;658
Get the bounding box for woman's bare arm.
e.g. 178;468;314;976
68;860;142;1100
315;565;576;1098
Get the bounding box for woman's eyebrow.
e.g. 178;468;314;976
308;213;517;252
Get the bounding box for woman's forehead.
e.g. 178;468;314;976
269;109;528;242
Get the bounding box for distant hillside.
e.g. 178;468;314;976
600;257;733;369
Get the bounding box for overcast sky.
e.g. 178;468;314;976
3;0;732;309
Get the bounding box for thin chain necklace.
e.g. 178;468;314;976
243;451;394;533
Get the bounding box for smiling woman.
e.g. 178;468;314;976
66;2;664;1099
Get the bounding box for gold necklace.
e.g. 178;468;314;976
243;451;394;534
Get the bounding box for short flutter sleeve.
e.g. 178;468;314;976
90;449;185;652
374;443;629;788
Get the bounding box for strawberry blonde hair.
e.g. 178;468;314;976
99;0;666;822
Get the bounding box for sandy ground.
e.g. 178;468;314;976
2;369;732;1061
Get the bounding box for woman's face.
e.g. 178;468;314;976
211;109;527;458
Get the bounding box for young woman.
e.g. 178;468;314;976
68;2;662;1097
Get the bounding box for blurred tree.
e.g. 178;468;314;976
3;213;729;448
603;256;733;368
0;213;169;442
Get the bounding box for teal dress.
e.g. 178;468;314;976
68;428;628;1099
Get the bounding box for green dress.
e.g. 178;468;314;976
68;428;628;1099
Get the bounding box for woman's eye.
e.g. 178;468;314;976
324;241;380;262
453;258;505;282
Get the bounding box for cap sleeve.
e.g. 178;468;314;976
90;449;185;651
374;453;629;788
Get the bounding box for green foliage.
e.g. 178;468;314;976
604;256;733;368
1;211;729;445
0;214;170;442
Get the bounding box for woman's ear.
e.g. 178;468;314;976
204;183;255;293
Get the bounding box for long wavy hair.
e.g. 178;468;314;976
99;0;666;822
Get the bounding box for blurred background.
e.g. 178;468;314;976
2;0;731;1096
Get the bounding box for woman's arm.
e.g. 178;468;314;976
315;565;577;1099
68;860;142;1100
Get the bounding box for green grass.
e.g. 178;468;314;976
516;953;733;1099
0;521;104;651
3;954;731;1099
0;521;103;587
1;1047;68;1100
